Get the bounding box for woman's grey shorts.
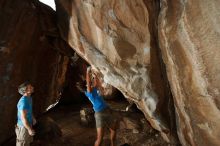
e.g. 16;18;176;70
94;107;117;128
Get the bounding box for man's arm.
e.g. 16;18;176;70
86;67;92;93
21;110;35;136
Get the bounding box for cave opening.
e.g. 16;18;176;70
39;0;56;11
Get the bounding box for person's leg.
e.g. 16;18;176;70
15;126;22;146
108;109;117;146
94;127;104;146
15;126;29;146
94;111;105;146
109;127;116;146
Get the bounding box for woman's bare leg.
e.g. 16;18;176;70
94;127;104;146
109;127;116;146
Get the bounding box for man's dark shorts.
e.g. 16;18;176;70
94;107;117;129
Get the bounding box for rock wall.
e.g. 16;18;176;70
159;0;220;146
56;0;220;145
0;0;70;143
55;0;178;143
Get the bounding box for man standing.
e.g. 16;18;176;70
77;67;117;146
16;82;36;146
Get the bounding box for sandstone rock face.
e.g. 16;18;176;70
0;0;70;143
159;0;220;146
56;0;177;142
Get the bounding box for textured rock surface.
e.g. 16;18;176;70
56;0;177;142
159;0;220;146
0;0;70;143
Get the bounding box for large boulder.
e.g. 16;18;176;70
159;0;220;146
0;0;71;143
55;0;220;145
55;0;177;142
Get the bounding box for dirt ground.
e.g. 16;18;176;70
4;101;180;146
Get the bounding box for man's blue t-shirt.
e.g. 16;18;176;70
17;96;33;126
85;88;108;112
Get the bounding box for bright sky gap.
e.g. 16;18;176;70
39;0;56;10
